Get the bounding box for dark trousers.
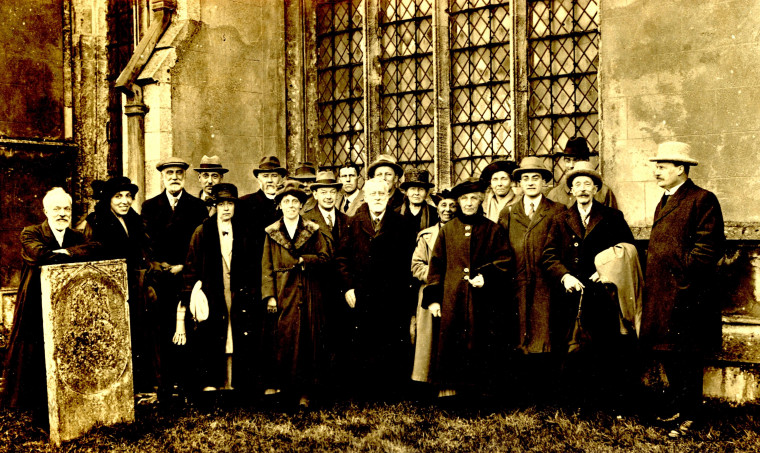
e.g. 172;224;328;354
656;351;704;419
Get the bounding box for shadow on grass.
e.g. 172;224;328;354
2;400;760;452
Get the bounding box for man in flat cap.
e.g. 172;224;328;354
142;156;208;401
542;161;634;407
396;169;439;233
367;154;405;210
547;136;618;209
640;142;724;438
194;155;229;216
336;162;364;217
481;158;520;222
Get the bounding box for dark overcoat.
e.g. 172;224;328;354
422;213;513;388
141;189;208;266
396;199;439;232
261;218;330;388
335;203;417;387
499;195;564;353
183;216;259;388
542;201;634;344
3;221;92;412
640;179;724;353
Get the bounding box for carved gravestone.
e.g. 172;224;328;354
40;259;134;445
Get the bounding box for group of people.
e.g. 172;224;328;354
2;138;724;439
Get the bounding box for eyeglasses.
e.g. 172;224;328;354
571;181;595;189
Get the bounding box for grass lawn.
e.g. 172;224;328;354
1;398;759;452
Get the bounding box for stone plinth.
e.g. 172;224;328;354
40;259;134;446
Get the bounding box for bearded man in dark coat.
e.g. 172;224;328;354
640;142;724;438
499;157;564;399
422;178;513;399
542;162;634;407
3;188;93;428
141;156;208;400
335;177;417;399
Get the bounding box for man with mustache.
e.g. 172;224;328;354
547;136;618;209
542;161;634;408
3;188;93;429
194;155;228;216
142;156;208;402
239;155;289;239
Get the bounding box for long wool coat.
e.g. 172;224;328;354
542;201;634;345
183;216;259;388
410;223;441;383
261;218;329;388
499;195;564;353
335;204;417;387
640;179;725;353
141;189;208;266
3;221;92;412
422;213;512;388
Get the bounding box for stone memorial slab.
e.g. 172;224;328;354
40;259;134;445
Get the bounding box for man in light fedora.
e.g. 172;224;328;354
542;160;634;408
547;136;618;209
194;155;229;216
480;157;519;222
367;154;405;210
142;156;209;402
639;142;724;438
396;169;438;232
498;156;564;398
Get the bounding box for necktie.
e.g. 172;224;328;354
326;214;333;230
582;212;590;227
343;198;350;213
527;202;535;219
171;197;178;211
372;218;380;232
660;194;670;210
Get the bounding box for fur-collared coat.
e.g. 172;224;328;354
499;195;564;353
422;213;513;388
3;221;93;413
261;218;330;387
640;179;725;353
183;216;259;388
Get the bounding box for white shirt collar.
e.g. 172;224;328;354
167;190;183;203
523;195;542;213
345;190;359;203
577;202;592;220
370;210;385;223
664;180;686;196
51;228;66;248
319;206;335;223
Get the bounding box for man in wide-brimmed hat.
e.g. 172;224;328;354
291;161;319;211
336;162;364;216
498;156;565;396
547;136;618;209
480;157;520;222
239;155;289;237
303;170;346;244
396;169;438;232
542;160;635;408
367;154;405;210
335;177;417;399
422;177;512;399
142;156;209;402
194;155;229;215
639;142;725;438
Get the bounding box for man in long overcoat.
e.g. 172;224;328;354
542;162;634;406
499;157;564;398
3;188;93;428
639;142;724;437
141;156;208;400
183;184;258;396
423;178;513;399
335;177;417;399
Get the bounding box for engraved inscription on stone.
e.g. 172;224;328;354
41;259;134;446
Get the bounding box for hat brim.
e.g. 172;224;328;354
291;175;317;182
513;167;553;182
451;181;488;199
97;184;139;200
311;182;343;190
194;167;230;174
566;170;602;188
275;189;308;205
648;157;699;166
213;196;238;203
481;161;517;182
400;181;434;190
368;161;403;177
157;163;190;171
551;151;598;158
254;168;289;177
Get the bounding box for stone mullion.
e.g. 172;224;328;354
432;0;451;187
512;0;529;159
362;0;382;173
